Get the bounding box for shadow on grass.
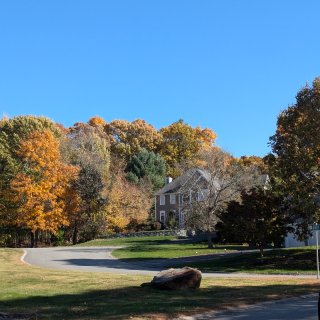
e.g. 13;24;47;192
1;283;319;320
53;257;163;271
54;253;241;271
185;249;317;273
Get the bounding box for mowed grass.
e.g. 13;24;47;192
183;247;318;275
1;249;320;319
80;237;319;275
79;236;249;260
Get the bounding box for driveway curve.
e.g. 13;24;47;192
23;246;317;279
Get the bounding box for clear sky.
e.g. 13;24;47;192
1;1;320;157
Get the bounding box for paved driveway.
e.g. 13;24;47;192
23;246;317;279
23;246;157;275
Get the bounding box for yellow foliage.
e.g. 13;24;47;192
105;119;162;159
105;175;150;233
160;120;217;177
9;130;79;234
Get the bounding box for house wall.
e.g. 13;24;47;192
155;191;207;227
284;231;318;247
155;194;179;225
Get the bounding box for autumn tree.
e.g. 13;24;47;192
70;165;105;243
0;116;61;245
269;78;320;235
88;116;106;128
238;155;268;173
0;115;60;181
159;120;216;177
62;124;110;243
217;188;292;257
106;161;151;233
8;130;78;246
183;148;261;248
65;123;110;180
125;149;166;190
105;119;162;159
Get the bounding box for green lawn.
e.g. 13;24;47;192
1;249;320;319
182;247;318;274
80;237;319;275
79;236;249;260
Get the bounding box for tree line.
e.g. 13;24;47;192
0;116;217;246
0;77;319;250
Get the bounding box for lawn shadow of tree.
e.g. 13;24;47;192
1;283;319;320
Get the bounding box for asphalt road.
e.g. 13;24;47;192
179;294;318;320
23;246;317;279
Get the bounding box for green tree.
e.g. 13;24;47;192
70;164;106;244
125;149;166;190
269;77;320;235
217;188;292;257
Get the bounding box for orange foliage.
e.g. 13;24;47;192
88;116;106;127
9;130;78;234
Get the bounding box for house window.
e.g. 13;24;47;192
160;211;166;223
170;194;176;204
197;189;209;201
160;195;165;205
180;211;185;227
197;191;204;202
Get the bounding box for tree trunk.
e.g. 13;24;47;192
259;245;264;258
72;223;78;245
35;230;39;247
30;231;35;248
207;231;213;249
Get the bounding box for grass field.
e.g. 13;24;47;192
79;236;249;260
1;248;320;319
180;247;318;275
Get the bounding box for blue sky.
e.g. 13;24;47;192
1;1;320;157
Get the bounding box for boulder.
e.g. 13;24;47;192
149;267;202;290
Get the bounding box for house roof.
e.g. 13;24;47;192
155;169;270;196
155;168;213;195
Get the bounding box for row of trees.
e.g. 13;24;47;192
0;116;217;246
0;77;318;250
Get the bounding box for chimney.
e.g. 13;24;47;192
165;176;173;185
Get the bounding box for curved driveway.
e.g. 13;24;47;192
23;246;317;279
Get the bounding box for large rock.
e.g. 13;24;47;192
150;267;202;290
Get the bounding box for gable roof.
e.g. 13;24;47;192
155;168;213;196
155;169;270;196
